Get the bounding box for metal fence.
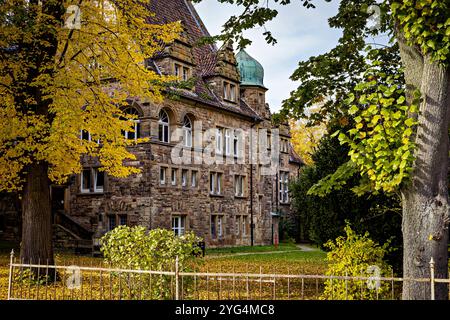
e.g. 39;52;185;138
7;250;450;300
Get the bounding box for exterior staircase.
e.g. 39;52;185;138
53;210;94;254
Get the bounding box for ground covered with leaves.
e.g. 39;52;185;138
0;242;327;300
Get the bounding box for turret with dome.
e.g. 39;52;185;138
236;49;269;119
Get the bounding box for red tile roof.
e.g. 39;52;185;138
147;0;259;120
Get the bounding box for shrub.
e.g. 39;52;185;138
100;226;202;299
321;223;394;300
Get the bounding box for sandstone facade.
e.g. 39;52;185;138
0;0;303;248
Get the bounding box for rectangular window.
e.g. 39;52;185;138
225;129;231;156
182;169;188;187
108;215;116;231
81;130;91;141
279;171;290;203
234;175;244;197
223;82;228;100
175;63;182;78
182;67;190;81
93;169;104;192
217;216;223;238
216;128;223;155
81;169;91;193
242;216;247;236
191;171;197;187
233;131;240;157
210;172;223;195
223;82;237;102
160;167;166;185
118;215;127;226
235;216;240;236
172;216;185;236
159;122;169;143
211;215;217;239
210;172;216;194
216;173;222;195
171;168;178;186
230;84;236;101
258;92;264;104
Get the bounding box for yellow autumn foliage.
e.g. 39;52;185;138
0;0;182;191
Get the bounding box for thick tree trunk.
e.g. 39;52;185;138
20;163;54;266
399;43;450;299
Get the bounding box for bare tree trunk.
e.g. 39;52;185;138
20;162;54;266
399;38;450;299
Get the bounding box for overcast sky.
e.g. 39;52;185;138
193;0;342;113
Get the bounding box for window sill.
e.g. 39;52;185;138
209;194;224;198
77;192;105;196
280;202;291;206
234;195;247;199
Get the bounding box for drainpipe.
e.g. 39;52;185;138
250;121;256;247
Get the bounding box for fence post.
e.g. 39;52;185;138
175;256;179;301
7;249;14;300
430;257;435;300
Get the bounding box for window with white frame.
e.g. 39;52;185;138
172;216;185;236
158;109;170;143
108;214;128;231
171;168;178;186
80;169;91;193
93;169;104;192
210;172;222;195
225;129;231;156
230;83;236;101
211;215;217;239
280;138;289;153
81;130;91;141
235;216;240;236
217;215;223;238
279;171;290;203
182;115;192;147
160;167;166;185
211;215;223;239
80;168;105;193
182;169;188;187
191;170;197;187
216;127;223;155
80;130;100;144
175;63;190;81
233;131;240;158
242;216;247;236
234;175;245;197
122;107;140;141
223;81;237;102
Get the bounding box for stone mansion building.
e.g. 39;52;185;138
0;0;303;248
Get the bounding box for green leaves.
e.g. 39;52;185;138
100;226;202;299
310;49;419;197
333;58;419;194
391;0;450;64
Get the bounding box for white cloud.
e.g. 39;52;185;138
194;0;342;112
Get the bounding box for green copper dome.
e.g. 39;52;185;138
236;49;266;88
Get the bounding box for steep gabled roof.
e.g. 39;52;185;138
147;0;259;120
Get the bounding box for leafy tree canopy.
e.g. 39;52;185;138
0;0;181;191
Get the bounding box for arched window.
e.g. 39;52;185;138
158;109;170;143
123;107;141;141
182;115;192;147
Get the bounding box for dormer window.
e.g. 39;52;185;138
223;81;237;102
174;63;191;81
